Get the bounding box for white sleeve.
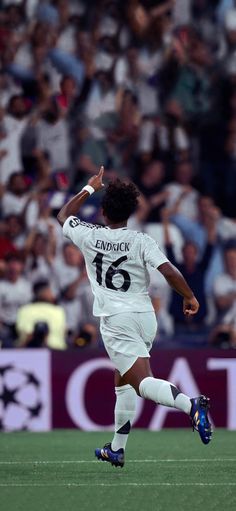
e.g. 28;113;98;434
142;234;169;269
62;216;94;250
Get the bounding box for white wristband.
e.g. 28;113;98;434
82;185;95;195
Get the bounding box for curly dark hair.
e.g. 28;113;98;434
101;179;140;223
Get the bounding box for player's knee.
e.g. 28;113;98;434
124;376;145;396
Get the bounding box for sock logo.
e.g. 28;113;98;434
170;384;181;400
116;420;131;435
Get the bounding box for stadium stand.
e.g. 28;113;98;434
0;0;236;348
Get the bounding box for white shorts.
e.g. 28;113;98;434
100;311;157;376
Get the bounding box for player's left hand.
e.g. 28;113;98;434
183;296;199;316
88;166;105;192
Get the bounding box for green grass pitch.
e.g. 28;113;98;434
0;429;236;511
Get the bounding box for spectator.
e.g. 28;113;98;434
157;99;191;160
1;172;29;217
25;191;63;251
53;240;96;337
0;252;32;346
53;242;86;335
212;239;236;321
164;160;199;221
169;36;214;126
0;95;29;185
55;75;77;114
108;89;141;170
0;71;22;108
16;280;66;350
25;230;55;285
84;70;117;137
4;214;27;249
170;194;220;249
135;159;168;222
162;207;217;331
34;97;70;173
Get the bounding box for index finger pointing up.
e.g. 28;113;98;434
98;165;104;176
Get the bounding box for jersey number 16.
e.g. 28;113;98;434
92;252;131;292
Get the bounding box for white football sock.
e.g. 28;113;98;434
139;377;191;414
111;384;137;452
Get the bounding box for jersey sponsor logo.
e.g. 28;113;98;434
69;217;104;230
69;217;81;228
95;240;130;252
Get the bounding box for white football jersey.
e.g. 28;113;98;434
63;216;169;316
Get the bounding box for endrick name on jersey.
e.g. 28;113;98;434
95;240;130;252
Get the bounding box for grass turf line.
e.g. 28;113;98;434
0;429;236;511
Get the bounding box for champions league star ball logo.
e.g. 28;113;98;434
0;365;43;431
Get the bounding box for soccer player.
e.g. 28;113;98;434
57;166;212;468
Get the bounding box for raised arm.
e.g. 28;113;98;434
57;166;104;226
158;261;199;316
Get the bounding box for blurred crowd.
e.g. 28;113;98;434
0;0;236;350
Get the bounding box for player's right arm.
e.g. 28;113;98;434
57;166;104;226
158;262;199;316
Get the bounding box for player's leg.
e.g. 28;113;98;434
122;357;212;444
95;371;137;467
111;370;137;452
122;357;191;413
